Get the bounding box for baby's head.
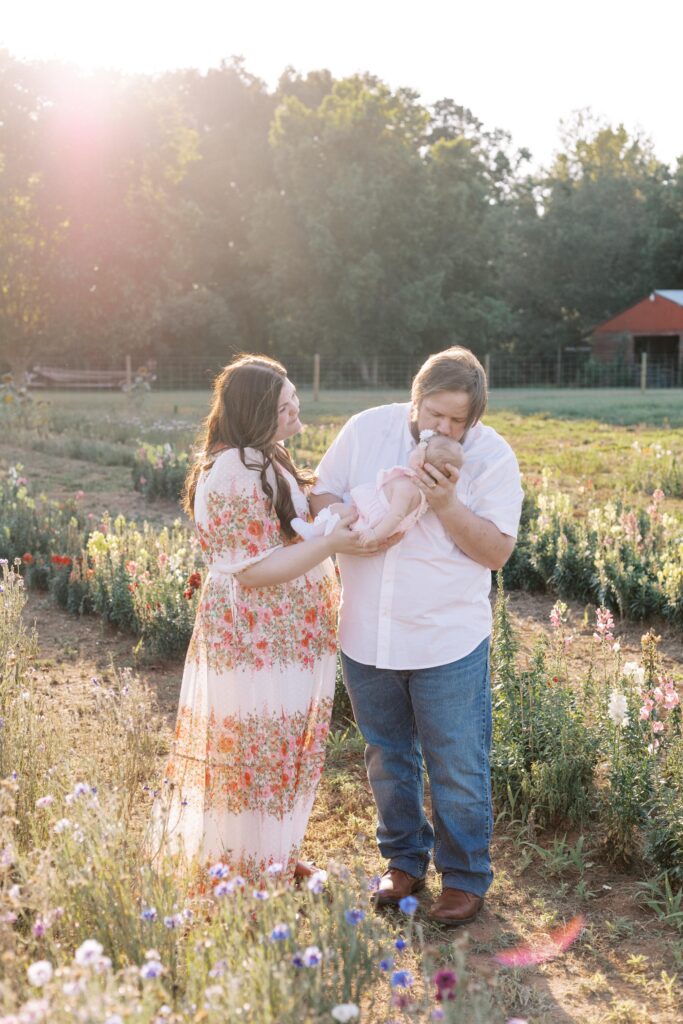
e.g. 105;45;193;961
409;433;464;476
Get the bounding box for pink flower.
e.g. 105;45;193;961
652;721;664;734
652;488;665;503
639;706;651;721
663;690;679;710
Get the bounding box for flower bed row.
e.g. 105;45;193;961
504;473;683;624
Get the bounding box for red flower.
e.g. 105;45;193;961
188;572;202;590
22;553;33;564
183;588;194;600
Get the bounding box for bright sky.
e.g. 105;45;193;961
3;0;683;169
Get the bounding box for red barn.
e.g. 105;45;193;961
592;291;683;376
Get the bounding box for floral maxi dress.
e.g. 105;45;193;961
154;448;339;881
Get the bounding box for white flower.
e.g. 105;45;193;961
34;796;54;809
104;1016;124;1024
608;691;630;728
17;998;49;1022
74;939;104;966
622;662;645;686
26;961;53;987
53;818;71;834
307;869;328;894
331;1005;360;1022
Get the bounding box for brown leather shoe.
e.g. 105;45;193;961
373;868;426;908
428;887;483;927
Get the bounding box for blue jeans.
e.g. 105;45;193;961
341;638;493;897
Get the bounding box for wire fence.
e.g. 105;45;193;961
24;352;683;391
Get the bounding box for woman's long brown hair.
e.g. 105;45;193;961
182;354;314;540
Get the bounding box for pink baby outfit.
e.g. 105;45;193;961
350;466;429;537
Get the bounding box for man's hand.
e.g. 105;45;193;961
414;462;460;513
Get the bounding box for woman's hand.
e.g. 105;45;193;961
414;462;460;513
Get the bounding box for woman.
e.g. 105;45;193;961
152;354;364;883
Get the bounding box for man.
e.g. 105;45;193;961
310;346;523;925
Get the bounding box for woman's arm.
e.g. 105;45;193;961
237;517;375;587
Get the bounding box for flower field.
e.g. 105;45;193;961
1;389;682;1022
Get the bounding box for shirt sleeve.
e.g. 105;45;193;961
467;449;524;539
196;451;284;573
310;415;358;499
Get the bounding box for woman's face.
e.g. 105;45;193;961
273;378;302;442
415;390;471;442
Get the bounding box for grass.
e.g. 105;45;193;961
30;385;683;427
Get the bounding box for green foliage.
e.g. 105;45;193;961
131;441;189;501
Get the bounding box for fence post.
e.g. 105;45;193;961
313;353;320;402
640;352;647;393
125;354;132;391
484;352;491;387
556;346;562;386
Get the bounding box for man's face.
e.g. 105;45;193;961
415;390;471;442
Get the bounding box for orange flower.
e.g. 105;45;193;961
22;552;33;564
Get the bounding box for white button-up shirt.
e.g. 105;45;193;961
312;402;523;670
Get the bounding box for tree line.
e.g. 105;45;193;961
1;49;682;379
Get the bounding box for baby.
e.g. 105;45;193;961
292;430;464;547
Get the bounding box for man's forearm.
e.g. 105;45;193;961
310;491;341;516
436;499;516;571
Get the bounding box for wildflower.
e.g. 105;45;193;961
307;869;328;894
433;967;457;1001
22;553;34;564
140;907;157;922
104;1016;124;1024
74;939;104;966
140;959;164;979
391;969;414;988
32;919;46;938
16;998;49;1022
214;881;233;897
27;960;53;987
303;945;323;967
331;1005;360;1022
394;937;407;951
367;874;381;892
549;601;567;628
291;952;305;968
607;691;629;728
270;923;291;941
35;796;54;809
253;890;269;900
379;958;394;971
652;721;664;734
398;895;418;915
163;913;183;929
208;959;227;977
344;907;365;925
267;861;284;875
53;818;71;834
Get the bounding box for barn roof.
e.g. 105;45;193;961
594;291;683;334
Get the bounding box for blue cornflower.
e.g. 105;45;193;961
208;959;227;978
214;882;232;897
303;945;322;967
270;923;291;941
208;862;229;880
163;913;183;929
253;890;269;900
398;895;418;915
395;937;407;951
344;908;365;926
140;907;157;922
140;959;163;979
379;958;394;972
391;970;414;989
291;953;305;968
